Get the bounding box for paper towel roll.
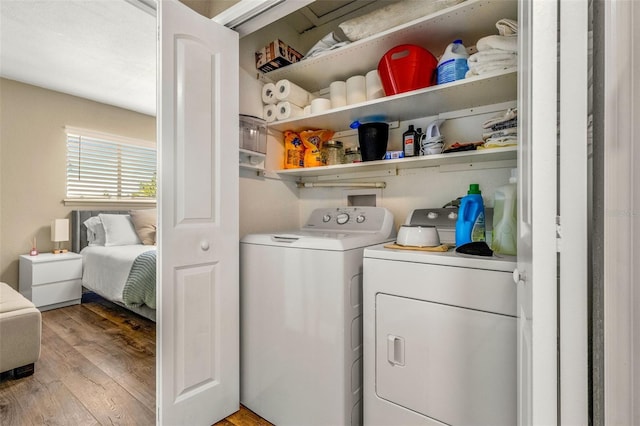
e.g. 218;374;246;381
263;104;277;123
275;79;314;107
276;101;305;120
366;70;385;100
261;82;277;104
346;75;366;105
329;81;347;108
310;98;331;114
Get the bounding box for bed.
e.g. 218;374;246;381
71;210;157;321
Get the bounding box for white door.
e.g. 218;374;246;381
516;0;559;424
157;1;239;424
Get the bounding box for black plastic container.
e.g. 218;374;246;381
358;122;389;161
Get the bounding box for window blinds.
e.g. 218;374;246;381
66;129;156;200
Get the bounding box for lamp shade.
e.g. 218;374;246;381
51;219;69;243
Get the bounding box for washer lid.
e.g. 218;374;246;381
364;243;516;272
241;206;396;251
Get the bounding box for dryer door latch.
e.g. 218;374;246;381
387;334;405;366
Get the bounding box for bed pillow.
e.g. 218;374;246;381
99;214;142;246
129;208;157;245
84;216;106;246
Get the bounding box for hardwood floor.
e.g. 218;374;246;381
0;293;272;426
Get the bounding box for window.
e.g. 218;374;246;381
66;127;156;201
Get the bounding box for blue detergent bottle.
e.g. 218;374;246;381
455;184;486;247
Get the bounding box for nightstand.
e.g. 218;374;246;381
19;252;83;311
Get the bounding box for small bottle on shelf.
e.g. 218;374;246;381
403;124;418;157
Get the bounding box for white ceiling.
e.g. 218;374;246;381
0;0;157;116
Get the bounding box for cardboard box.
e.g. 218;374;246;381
255;39;303;73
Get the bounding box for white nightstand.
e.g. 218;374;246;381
19;252;83;311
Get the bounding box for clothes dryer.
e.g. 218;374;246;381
363;208;517;426
240;207;395;426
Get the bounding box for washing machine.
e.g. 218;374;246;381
240;206;395;426
363;208;517;426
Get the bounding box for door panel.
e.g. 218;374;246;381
158;0;239;424
517;0;558;424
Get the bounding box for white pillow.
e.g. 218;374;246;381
99;214;142;246
84;216;106;246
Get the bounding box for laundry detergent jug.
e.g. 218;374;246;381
492;169;517;255
437;39;469;85
455;184;486;247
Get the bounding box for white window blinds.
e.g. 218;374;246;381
66;128;156;200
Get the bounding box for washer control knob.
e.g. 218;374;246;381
427;211;439;219
448;211;458;220
336;213;350;225
322;214;332;223
356;215;366;223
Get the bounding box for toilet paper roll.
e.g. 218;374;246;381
329;81;347;108
276;101;305;120
263;104;277;123
365;70;385;100
275;79;315;107
261;82;277;104
346;75;366;105
310;98;331;114
303;105;312;115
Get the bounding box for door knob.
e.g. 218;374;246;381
512;268;524;284
201;240;210;251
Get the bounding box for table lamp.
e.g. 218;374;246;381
51;218;69;254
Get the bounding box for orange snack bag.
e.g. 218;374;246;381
300;129;335;167
283;130;305;169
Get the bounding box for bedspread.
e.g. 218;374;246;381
123;250;156;309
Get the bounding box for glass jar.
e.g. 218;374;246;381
344;146;362;163
322;140;345;166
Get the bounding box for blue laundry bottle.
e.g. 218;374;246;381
437;39;469;85
455;184;486;247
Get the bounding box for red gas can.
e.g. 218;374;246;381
377;44;438;96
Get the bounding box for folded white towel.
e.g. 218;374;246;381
468;49;517;63
466;63;516;77
476;35;518;52
496;18;518;36
482;108;518;129
482;127;518;141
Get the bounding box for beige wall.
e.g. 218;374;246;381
0;78;156;289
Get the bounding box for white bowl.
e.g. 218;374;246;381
396;225;440;247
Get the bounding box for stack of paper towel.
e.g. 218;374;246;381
262;80;315;123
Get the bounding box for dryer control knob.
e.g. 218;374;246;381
322;214;332;222
427;211;439;219
448;212;458;220
356;215;366;223
336;213;350;225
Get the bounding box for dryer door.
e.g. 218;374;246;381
376;294;516;426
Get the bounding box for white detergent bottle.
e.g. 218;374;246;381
437;39;469;84
492;169;518;255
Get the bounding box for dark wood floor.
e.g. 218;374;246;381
0;293;272;426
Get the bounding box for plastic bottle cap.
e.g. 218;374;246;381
408;124;414;131
468;183;481;194
454;39;463;44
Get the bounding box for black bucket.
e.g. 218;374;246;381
357;122;389;161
